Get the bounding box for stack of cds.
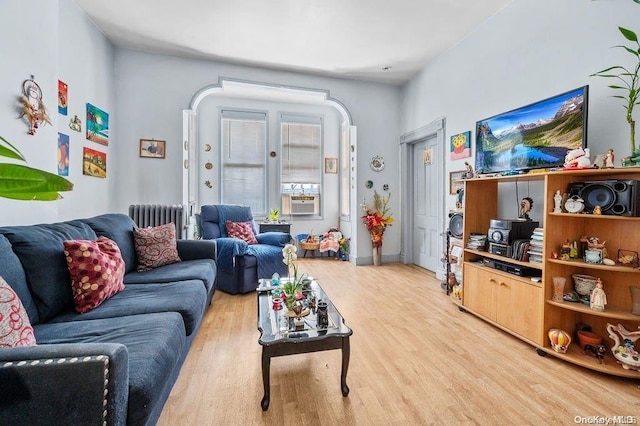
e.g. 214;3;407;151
528;228;544;263
467;233;487;251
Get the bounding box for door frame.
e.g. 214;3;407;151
399;117;446;276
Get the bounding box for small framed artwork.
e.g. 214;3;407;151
449;170;466;195
450;131;471;160
83;147;107;178
140;139;166;158
325;157;338;174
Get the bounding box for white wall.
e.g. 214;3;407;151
401;0;640;217
0;0;115;225
114;50;402;261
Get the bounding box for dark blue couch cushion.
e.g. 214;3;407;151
0;235;39;324
49;280;206;336
34;312;186;426
80;214;138;274
0;221;97;323
123;259;216;295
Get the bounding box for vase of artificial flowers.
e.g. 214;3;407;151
361;191;394;266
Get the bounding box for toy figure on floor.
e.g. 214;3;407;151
519;197;534;220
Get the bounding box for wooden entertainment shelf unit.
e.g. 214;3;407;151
459;167;640;378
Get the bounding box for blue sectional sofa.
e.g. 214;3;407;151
0;213;216;425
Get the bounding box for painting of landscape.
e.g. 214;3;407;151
475;87;587;174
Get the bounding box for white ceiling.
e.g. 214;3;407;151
74;0;513;86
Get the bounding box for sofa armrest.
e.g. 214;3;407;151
0;343;129;426
177;239;217;261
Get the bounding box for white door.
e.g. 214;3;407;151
412;136;443;272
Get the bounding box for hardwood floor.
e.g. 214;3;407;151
159;260;639;425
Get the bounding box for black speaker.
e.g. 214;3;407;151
448;212;464;238
569;180;640;216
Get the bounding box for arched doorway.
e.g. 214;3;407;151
182;78;358;257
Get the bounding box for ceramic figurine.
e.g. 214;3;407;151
464;162;474;179
519;197;533;220
563;147;591;169
606;323;640;371
593;205;602;215
553;190;562;213
605;148;615;168
549;328;572;353
590;279;607;312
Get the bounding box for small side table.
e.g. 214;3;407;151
259;222;291;234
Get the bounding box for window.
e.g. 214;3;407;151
220;110;267;215
281;114;322;215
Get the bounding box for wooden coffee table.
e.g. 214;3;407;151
256;279;353;411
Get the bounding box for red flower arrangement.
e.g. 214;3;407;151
361;191;394;248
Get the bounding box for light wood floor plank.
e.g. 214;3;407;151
158;260;639;425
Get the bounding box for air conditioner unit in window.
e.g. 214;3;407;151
290;195;319;215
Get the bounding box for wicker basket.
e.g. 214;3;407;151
300;241;319;251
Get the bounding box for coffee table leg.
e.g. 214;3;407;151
341;336;350;397
261;348;271;411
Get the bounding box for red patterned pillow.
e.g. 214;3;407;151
63;236;126;314
0;276;36;347
133;223;181;272
226;220;258;244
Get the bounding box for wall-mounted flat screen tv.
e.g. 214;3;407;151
475;85;588;175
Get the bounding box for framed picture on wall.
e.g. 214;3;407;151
139;139;166;158
325;157;338;174
449;170;466;195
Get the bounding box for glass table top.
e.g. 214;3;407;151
257;279;352;345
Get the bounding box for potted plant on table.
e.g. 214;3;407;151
591;5;640;165
281;243;307;311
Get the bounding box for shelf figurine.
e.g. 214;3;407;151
519;197;533;220
464;162;474;179
605;148;615;168
553;190;562;213
590;278;607;312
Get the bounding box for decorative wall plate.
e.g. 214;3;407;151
370;155;384;171
365;180;373;189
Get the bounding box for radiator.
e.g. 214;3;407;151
128;204;186;239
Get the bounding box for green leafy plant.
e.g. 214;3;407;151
0;135;73;200
591;25;640;159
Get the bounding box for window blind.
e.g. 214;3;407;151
220;111;267;215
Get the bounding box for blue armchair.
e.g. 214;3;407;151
200;205;291;294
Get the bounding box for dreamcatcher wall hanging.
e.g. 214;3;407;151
18;75;52;135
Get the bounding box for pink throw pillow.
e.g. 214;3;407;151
0;276;37;347
226;221;258;244
63;236;126;314
133;223;181;272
